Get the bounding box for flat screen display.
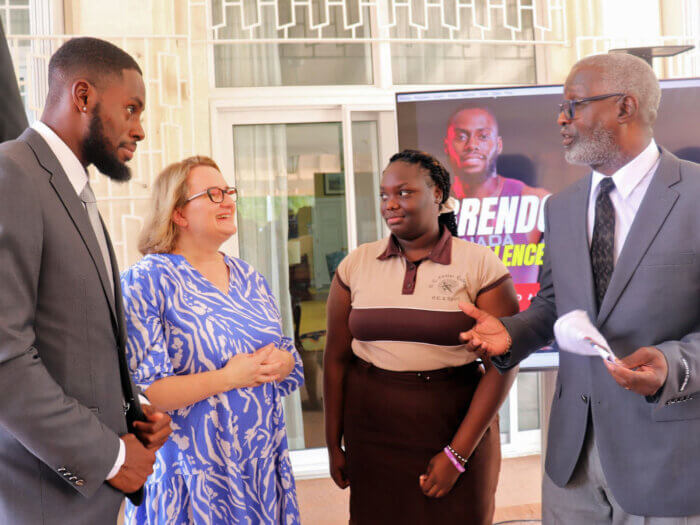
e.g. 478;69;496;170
396;78;700;370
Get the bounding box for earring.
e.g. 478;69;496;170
82;106;87;112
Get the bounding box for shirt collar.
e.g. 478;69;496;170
591;139;660;199
31;120;88;198
377;226;452;265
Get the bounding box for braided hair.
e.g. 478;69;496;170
388;149;458;237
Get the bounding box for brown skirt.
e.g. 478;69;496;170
344;358;501;525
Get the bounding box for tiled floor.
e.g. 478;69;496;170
297;454;542;524
119;454;541;524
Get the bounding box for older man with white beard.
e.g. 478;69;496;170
459;53;700;523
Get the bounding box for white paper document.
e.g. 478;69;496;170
553;310;615;361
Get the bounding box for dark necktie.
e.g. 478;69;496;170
590;177;616;309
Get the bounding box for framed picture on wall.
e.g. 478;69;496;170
322;172;345;195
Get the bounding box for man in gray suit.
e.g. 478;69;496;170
460;53;700;523
0;38;172;523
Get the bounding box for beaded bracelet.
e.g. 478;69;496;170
447;444;468;466
443;447;466;473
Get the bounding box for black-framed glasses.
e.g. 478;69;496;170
558;93;625;120
186;186;237;203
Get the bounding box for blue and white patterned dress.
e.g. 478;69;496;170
121;253;304;525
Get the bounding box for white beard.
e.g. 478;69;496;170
565;124;621;168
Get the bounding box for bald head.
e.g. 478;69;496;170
568;53;660;127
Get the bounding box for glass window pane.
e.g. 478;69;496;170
9;8;29;37
517;372;540;431
390;4;536;85
233;121;349;450
391;42;536;85
352;121;382;245
499;394;511;444
213;2;372;87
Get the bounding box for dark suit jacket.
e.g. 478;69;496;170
495;148;700;517
0;20;28;142
0;128;143;524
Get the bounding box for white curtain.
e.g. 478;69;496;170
233;124;306;451
212;0;284;87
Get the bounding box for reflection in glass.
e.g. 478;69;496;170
352;121;383;245
518;372;540;431
234;122;353;450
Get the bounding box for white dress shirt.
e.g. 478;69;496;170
31;121;130;480
587;139;661;264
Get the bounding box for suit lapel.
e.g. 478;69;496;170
596;149;680;326
568;175;598;321
22;128;119;328
103;218;127;346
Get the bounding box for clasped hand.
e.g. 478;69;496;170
419;451;461;498
222;343;295;389
108;404;172;494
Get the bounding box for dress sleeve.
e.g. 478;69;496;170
121;262;175;391
258;274;304;397
475;246;512;298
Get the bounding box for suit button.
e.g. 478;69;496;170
581;394;588;403
69;476;77;482
57;467;66;473
76;479;85;487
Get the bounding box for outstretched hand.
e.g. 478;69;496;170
603;346;668;397
458;302;511;356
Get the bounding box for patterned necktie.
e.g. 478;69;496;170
80;182;115;300
590;177;616;309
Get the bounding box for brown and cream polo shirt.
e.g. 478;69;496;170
336;227;511;372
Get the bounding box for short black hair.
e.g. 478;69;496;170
48;37;142;93
446;105;499;134
388;149;458;237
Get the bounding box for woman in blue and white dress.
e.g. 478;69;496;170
122;156;304;524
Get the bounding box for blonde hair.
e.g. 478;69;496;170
138;155;221;255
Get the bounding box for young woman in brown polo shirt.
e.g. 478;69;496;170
324;150;520;524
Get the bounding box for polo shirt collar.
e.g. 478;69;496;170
377;226;452;265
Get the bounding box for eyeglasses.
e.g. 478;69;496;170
186;186;237;203
558;93;625;120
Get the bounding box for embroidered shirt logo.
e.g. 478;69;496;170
428;274;465;301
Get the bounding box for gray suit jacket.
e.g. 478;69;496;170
0;128;144;524
495;148;700;517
